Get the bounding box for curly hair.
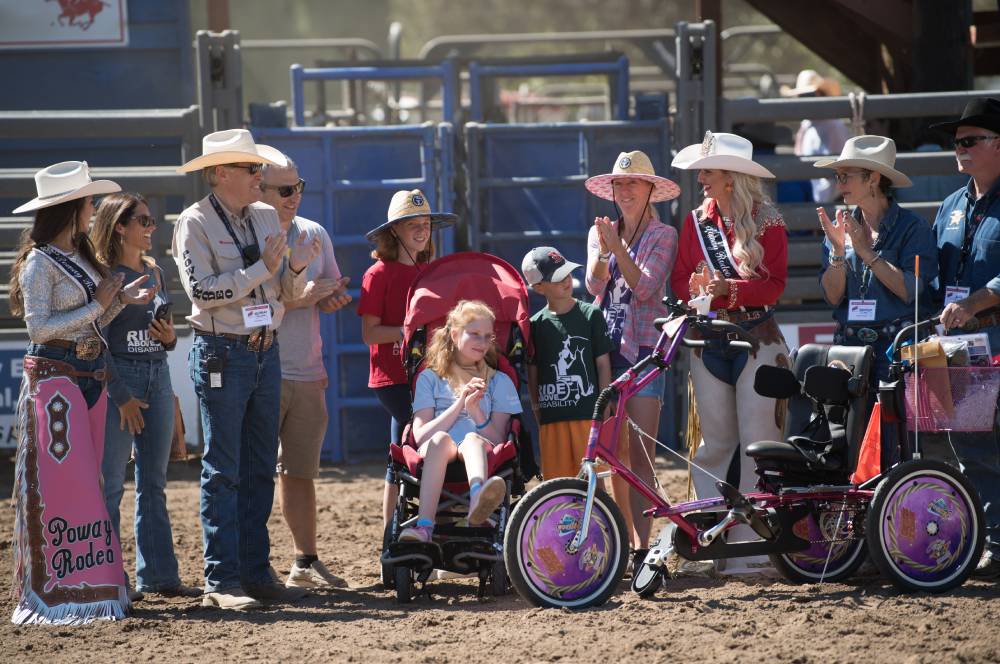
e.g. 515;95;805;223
424;300;498;390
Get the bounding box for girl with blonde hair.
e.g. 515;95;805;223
398;300;522;542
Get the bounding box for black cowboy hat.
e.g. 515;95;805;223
930;97;1000;135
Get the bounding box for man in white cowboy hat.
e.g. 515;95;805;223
172;128;323;610
258;154;352;590
782;69;851;204
928;97;1000;577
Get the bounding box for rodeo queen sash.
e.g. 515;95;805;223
11;248;128;625
33;244;109;350
693;210;740;280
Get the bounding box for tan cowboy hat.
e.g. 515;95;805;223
780;69;842;97
813;135;912;188
13;161;121;214
672;131;776;179
365;189;458;241
176;128;287;173
584;150;680;202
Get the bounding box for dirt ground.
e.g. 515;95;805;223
0;457;997;664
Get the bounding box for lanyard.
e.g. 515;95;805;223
208;194;267;305
954;194;989;286
851;214;886;300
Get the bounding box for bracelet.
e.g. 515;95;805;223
828;254;845;263
827;260;846;270
864;255;885;268
475;413;493;430
598;251;611;263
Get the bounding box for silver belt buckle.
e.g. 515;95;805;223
857;327;879;344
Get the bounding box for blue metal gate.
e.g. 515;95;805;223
251;123;455;462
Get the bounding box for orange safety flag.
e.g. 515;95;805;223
850;402;881;484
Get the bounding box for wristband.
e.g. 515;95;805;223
598;251;611;263
475;413;493;430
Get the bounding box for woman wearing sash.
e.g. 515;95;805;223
670;132;789;577
9;161;156;624
584;150;680;570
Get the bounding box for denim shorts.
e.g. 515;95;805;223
611;348;665;404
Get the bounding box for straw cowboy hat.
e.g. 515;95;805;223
365;189;458;241
813;135;913;188
584;150;680;203
177;128;287;173
780;69;842;97
672;131;776;179
13;161;121;215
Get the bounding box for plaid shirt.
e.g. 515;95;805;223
586;220;678;363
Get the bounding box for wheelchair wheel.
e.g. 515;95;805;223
630;562;665;598
381;520;396;590
770;503;867;583
867;459;985;593
491;559;509;596
395;566;413;604
504;478;628;609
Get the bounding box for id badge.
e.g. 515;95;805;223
945;286;970;306
848;299;877;321
210;373;223;389
242;303;273;328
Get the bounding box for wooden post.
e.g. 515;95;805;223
696;0;723;100
207;0;230;33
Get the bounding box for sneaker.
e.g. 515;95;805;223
286;560;348;589
719;557;779;579
127;584;144;603
398;525;433;543
468;476;506;525
974;550;1000;579
201;589;261;611
673;559;716;578
245;581;309;603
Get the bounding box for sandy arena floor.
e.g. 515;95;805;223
0;458;997;663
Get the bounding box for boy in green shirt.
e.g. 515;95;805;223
522;247;613;479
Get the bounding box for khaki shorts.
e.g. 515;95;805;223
277;378;329;479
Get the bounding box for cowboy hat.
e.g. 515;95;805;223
177;128;287;174
13;161;121;215
584;150;680;203
929;97;1000;135
813;135;912;188
365;189;458;241
780;69;842;97
672;131;776;179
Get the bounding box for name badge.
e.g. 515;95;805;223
945;286;970;306
242;303;273;328
848;299;877;321
210;373;223;389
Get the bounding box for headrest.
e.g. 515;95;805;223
803;365;852;404
754;365;801;399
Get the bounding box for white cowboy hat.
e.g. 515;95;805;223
813;135;913;188
365;189;458;241
13;161;121;215
780;69;842;97
584;150;680;203
672;131;776;179
177;128;287;173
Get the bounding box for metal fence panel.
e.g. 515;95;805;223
249;123;455;462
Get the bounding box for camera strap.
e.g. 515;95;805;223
208;193;269;313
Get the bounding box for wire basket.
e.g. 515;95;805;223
905;366;1000;432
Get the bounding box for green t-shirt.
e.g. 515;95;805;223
529;300;613;424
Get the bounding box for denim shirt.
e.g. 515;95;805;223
822;199;939;329
934;177;1000;349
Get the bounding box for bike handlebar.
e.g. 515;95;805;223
654;301;761;355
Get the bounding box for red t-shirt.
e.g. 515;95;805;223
357;260;423;387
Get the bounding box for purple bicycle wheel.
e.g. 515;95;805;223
504;478;628;609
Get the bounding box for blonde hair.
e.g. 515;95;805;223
425;300;498;391
701;171;770;278
369;223;435;263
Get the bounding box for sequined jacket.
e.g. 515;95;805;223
21;248;126;343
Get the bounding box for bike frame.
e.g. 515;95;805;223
568;311;875;554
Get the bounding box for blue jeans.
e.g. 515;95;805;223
611;348;665;403
26;343;104;408
102;357;180;591
190;336;281;591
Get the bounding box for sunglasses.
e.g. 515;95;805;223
954;135;999;149
261;178;305;198
130;214;157;228
225;162;263;175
